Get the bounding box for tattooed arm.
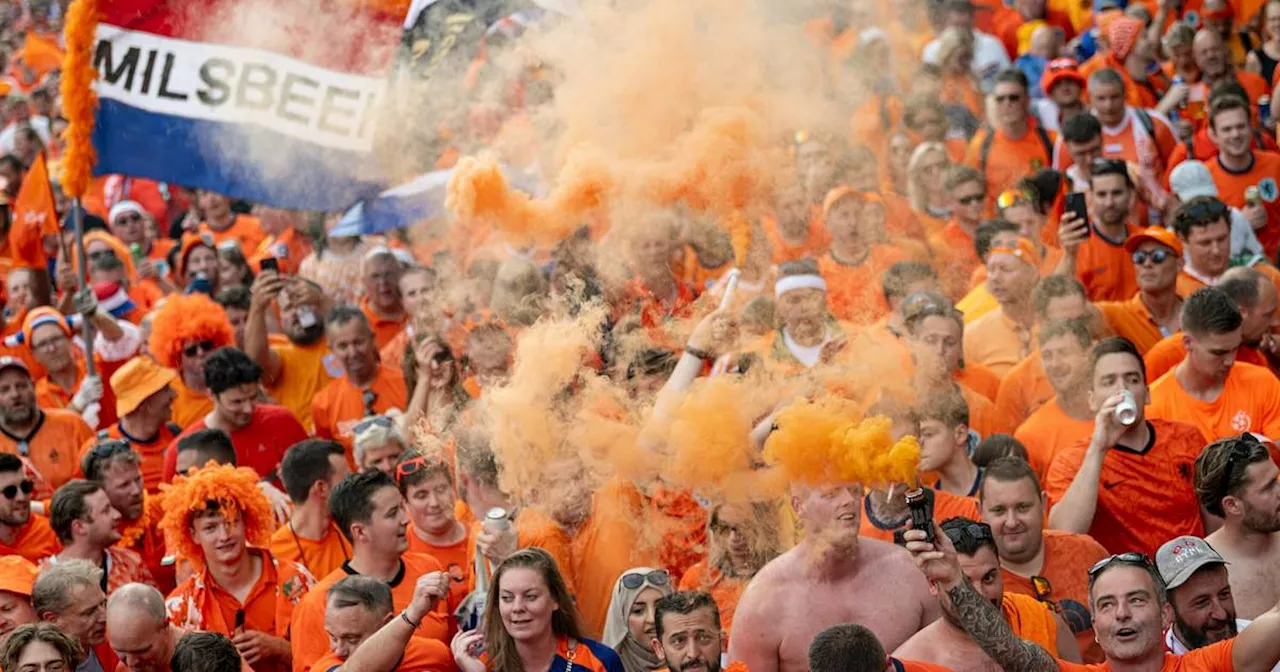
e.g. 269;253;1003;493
903;526;1059;672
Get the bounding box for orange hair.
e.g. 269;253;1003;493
147;293;234;369
159;464;274;568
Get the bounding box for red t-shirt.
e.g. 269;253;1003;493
161;405;308;483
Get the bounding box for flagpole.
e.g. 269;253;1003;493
60;0;100;374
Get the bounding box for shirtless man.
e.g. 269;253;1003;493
729;480;940;672
892;518;1080;671
1197;435;1280;620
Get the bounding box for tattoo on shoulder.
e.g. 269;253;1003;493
945;583;1058;672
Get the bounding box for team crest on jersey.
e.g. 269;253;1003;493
1259;178;1278;203
1232;410;1253;433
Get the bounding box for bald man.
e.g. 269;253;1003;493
107;583;184;672
1192;29;1269;96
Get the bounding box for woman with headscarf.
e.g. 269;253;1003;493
601;568;674;672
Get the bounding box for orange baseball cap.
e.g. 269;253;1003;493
987;237;1042;268
0;556;38;597
1123;227;1183;258
110;356;177;417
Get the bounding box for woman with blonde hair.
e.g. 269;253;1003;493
601;568;674;672
936;28;984;118
905;142;953;232
452;548;623;672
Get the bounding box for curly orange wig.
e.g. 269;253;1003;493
159;464;274;567
147;293;235;369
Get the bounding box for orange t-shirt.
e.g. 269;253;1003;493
79;421;182;493
1148;362;1280;443
1097;293;1175;356
267;522;351;584
360;299;408;352
312;365;409;465
290;553;455;672
406;523;475;607
309;637;454;672
957;363;1002;403
250;228;313;276
0;409;94;491
965;125;1056;203
995;352;1055;427
1002;592;1060;654
678;561;745;641
1058;638;1233;672
859;487;982;543
265;335;338;434
0;514;60;563
570;480;657;639
1045;419;1207;555
1074;224;1139;302
963;309;1036;378
379;329;412;370
199;214;266;254
1206;152;1280;260
761;211;830;264
1013;399;1095;480
963;383;1017;439
1143;333;1269;382
1001;530;1109;664
818;246;910;325
170;378;213;432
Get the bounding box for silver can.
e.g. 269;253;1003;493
1114;390;1139;426
484;507;510;531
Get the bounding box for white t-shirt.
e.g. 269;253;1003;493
922;30;1011;93
782;327;831;369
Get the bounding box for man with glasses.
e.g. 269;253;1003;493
32;559;115;672
0;452;58;562
45;479;152;593
934;166;990;305
22;302;134;430
1198;435;1280;620
964;69;1054;203
0;355;94;493
1147;287;1280;443
902;528;1280;672
892;518;1080;670
270;439;351;581
289;469;453;672
1096;227;1183;356
313;307;408;466
162;348;306;502
1058;158;1140;301
1047;337;1206;555
979;456;1109;662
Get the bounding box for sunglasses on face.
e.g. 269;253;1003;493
88;249;119;261
957;194;985;206
353;414;394;436
1;480;34;500
114;213;143;225
1131;249;1173;266
182;341;216;358
995;93;1023;104
620;569;670;590
1087;552;1152;578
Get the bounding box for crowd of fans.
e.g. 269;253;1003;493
2;0;1280;670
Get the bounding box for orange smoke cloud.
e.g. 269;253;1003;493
662;376;754;493
763;396;921;487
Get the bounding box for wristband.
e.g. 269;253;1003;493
683;346;716;361
401;611;421;629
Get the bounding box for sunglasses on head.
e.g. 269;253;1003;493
997;189;1029;210
1087;552;1152;578
1215;433;1262;504
2;480;34;500
395;454;448;484
353;414;393;436
182;341;216;358
942;521;994;546
1131;248;1173;266
621;570;670;590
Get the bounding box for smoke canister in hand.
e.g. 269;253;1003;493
905;488;935;543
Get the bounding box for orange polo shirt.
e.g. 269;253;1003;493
0;409;94;491
0;514;60;563
406;523;475;607
1013;398;1095;480
169;378;213;432
1045;419;1207;555
267;522;351;584
265;335;338;433
571;479;657;639
1097;293;1177;356
860;487;982;543
818;246;910;325
995;351;1055;427
290;553;456;672
1206;152;1280;260
199;214;266;254
312;365;409;465
360;299;408;351
310;637;453;672
963;308;1036;377
965;125;1056;203
79;421;183;493
1148;362;1280;443
1143;333;1269;383
1074;224;1139;302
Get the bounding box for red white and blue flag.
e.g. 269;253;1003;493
90;0;405;211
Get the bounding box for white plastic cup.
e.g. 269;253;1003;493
1114;390;1139;426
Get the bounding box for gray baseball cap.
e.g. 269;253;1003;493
1156;536;1228;590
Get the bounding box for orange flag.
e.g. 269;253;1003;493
8;152;60;268
21;31;64;78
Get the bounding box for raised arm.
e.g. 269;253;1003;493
340;572;450;672
1048;394;1126;533
1232;602;1280;672
246;271;286;384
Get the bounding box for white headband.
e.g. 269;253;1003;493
775;274;827;297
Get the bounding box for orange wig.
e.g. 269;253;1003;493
147;293;234;369
159;464;274;568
